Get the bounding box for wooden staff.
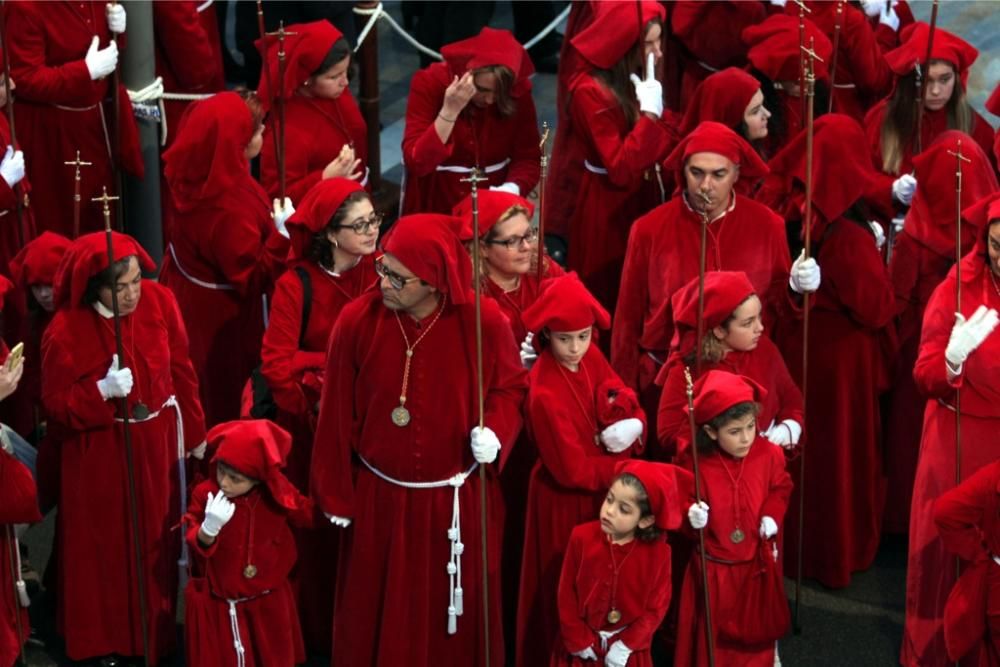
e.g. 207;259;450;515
265;22;296;204
914;0;939;155
460;168;491;667
792;0;811;131
684;367;716;667
0;3;27;247
694;191;711;378
255;1;281;171
535;122;550;281
5;525;24;666
65;151;92;239
109;1;124;231
92;187;150;667
826;0;845;114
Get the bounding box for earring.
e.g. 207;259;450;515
332;238;339;249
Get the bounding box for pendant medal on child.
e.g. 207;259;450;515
392;405;411;427
131;402;150;420
606;608;622;624
243;564;257;579
730;528;745;544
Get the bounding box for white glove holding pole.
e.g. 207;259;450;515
200;491;236;537
600;418;643;454
868;220;886;250
571;646;597;661
759;516;779;539
519;332;537;369
944;305;999;372
688;501;709;529
272;197;294;238
325;513;352;528
789;250;821;294
892;173;916;206
189;441;207;460
489;182;520;196
97;354;133;400
471;426;501;464
85;36;118;81
879;2;901;31
106;3;127;34
629;53;663;119
764;419;801;449
605;640;632;667
0;146;24;188
892;214;906;234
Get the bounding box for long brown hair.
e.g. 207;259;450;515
591;19;661;128
472;65;516;117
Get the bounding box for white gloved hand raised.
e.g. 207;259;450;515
892;173;917;206
97;354;133;400
470;425;501;464
868;220;886;250
629;53;663;119
605;640;632;667
764;419;801;449
272;197;294;237
879;2;901;31
188;441;207;460
944;305;999;371
789;250;821;294
769;0;787;6
200;491;236;537
572;646;597;661
688;501;709;529
600;418;643;454
759;515;778;539
488;182;520;196
0;146;25;188
519;332;537;369
859;0;883;17
106;3;127;34
325;513;352;528
85;36;118;81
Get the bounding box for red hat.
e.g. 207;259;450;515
209;420;307;512
960;193;1000;284
256;20;344;110
286;178;367;261
614;460;694;531
908;131;998;260
9;231;72;287
442;27;534;98
680;68;762;136
668;272;757;357
686;370;767;425
53;232;155;309
742;14;832;83
521;272;610;333
571;1;666;70
885;22;978;86
987;84;1000;117
664;121;769;181
382;214;471;304
451;190;535;242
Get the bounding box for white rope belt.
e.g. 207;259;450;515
696;60;721;74
598;626;626;652
11;529;28;608
358;455;478;635
584;159;607;175
168;243;236;291
435;158;510;175
53;103;98;111
832;82;857;89
224;589;272;667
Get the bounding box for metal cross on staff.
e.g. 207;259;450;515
536;122;551;281
791;0;812;131
265;21;298;204
65;151;92;239
827;0;846;114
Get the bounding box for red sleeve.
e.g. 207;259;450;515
278;107;326;205
261;271;314;416
934;462;997;563
501;94;542;194
0;450;41;524
401;66;454;177
767;341;804;428
153;0;221;91
655;363;689;457
913;275;960;399
41;317;117;431
482;303;529;470
618;543;672;650
161;285;207;450
760;445;794;528
206;196;289;297
611;216;653;390
839;8;893;99
0;176;16;211
555;528;598;654
821;221;895;329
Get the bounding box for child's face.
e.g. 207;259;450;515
216;462;258;499
714;295;764;353
600;479;654;543
703;413;757;459
548;327;593;370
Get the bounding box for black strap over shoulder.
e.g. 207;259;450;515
294;265;312;346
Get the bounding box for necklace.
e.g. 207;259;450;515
556;360;600;446
391;295;447;427
606;536;639;624
242;492;262;579
718;453;748;544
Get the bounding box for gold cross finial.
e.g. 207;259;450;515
64;150;92;169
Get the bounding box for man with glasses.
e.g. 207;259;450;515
311;213;527;665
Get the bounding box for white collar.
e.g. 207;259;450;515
92;300;115;319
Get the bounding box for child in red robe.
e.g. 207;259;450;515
552;459;691;666
184;419;313;667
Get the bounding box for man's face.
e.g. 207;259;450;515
98;256;142;316
377;253;437;315
683;152;739;216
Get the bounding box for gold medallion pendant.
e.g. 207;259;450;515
607;608;622;624
391;406;411;427
730;528;745;544
243;564;258;579
132;402;150;420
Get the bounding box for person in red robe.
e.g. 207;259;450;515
902;194;1000;667
0;438;40;667
311;214;527;665
41;232;207;664
401;27;540;215
5;0;142;237
861;0;914;53
161;91;291;427
258;20;368;203
0;61;35;273
515;273;645;666
986;84;1000;169
883;132;998;534
675;371;793;667
552;460;691;667
184;419;313;667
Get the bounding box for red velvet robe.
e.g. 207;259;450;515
551;521;671;667
401;61;540;215
41;282;206;662
517;345;643;667
0;113;35;274
184;481;311;667
0;450;40;667
311;291;527;666
5;0;142;237
260;93;368;204
484;261;565;347
675;437;792;667
160;176;289;427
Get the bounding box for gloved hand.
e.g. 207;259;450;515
944;305;999;371
789;250;821;294
106;2;126;34
605;640;632;667
325;513;352;528
892;214;906;234
759;515;779;539
200;491;236;537
189;441;207;460
868;220;886;250
629;53;663;119
879;2;900;31
489;182;520;196
97;354;133;400
892;173;916;206
688;501;709;529
600;418;643;454
0;146;24;188
572;646;597;661
764;419;802;449
519;332;537;369
85;36;118;80
470;426;501;464
769;0;787;6
859;0;883;17
272;197;294;237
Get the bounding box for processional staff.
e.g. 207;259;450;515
65;151;93;239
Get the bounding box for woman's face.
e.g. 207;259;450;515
714;295;764;353
244;124;264;160
924;61;957;112
307;55;351;100
482;213;533;278
987;221;1000;278
328;197;379;257
742;89;770;141
31;285;54;313
642;23;663;64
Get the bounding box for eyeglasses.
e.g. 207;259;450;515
484;228;537;250
335;211;384;235
375;256;421;290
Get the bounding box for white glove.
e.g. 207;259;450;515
572;646;598;661
325;513;352;528
892;214;905;234
84;36;118;81
859;0;883;17
789;250;821;294
97;354;133;399
629;53;663;119
488;182;520;196
688;501;709;530
868;220;886;250
759;515;778;539
189;441;207;460
892;173;916;206
519;332;537;369
605;640;632;667
0;146;24;188
470;425;501;464
879;3;900;31
769;0;787;6
944;305;999;371
765;419;801;449
272;197;294;238
600;418;643;454
106;3;126;34
200;491;236;537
